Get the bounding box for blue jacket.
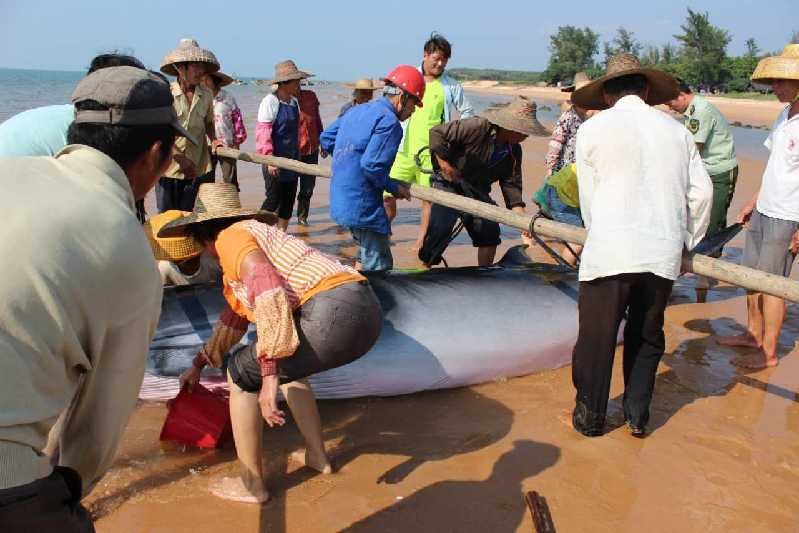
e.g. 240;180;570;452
320;97;403;235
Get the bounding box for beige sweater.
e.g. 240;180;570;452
0;145;162;493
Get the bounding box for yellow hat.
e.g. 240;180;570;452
143;210;205;262
751;44;799;83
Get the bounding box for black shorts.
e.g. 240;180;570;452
228;281;383;392
261;165;299;220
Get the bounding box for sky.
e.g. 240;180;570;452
0;0;796;80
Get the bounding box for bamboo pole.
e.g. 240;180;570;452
216;147;799;303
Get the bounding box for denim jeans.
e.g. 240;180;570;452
350;227;393;271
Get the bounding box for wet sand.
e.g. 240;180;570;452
462;83;783;129
93;111;799;531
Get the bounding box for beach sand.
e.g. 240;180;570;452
86;113;799;532
461;83;784;128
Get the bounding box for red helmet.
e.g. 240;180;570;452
383;65;425;106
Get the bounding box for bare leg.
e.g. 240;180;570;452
412;201;431;251
277;218;290;232
560;243;583;267
477;246;497;267
734;294;784;369
384;197;397;223
718;292;763;348
281;379;332;474
210;371;269;504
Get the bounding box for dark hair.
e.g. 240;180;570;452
188;218;240;244
603;74;649;98
67;76;177;169
675;78;692;94
87;53;145;74
423;32;452;59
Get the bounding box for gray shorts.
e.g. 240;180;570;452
741;210;799;277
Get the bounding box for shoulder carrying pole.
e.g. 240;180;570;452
215;147;799;303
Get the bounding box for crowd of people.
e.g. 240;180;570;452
0;29;797;530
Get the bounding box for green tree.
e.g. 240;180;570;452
640;45;661;66
543;26;600;84
603;27;643;65
745;38;760;58
674;8;732;87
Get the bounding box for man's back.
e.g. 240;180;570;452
0;146;162;492
0;104;73;157
576;95;712;282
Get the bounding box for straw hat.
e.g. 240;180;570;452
266;60;313;85
344;78;382;90
571;53;678;110
478;96;551;137
561;72;592;93
161;38;220;76
209;70;234;87
751;44;799;83
144;210;205;262
158;183;277;238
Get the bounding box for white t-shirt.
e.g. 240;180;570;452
757;106;799;222
257;93;298;123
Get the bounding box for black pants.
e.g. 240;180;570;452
418;177;501;266
571;273;673;435
0;467;94;533
156;171;215;213
261;166;299;220
135;199;146;224
296;153;319;221
229;281;383;392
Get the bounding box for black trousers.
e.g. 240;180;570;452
156;171;215;213
228;281;383;392
296;152;319;220
0;467;94;533
261;165;299;220
571;273;673;435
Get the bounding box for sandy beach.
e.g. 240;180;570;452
461;82;784;129
83;104;799;532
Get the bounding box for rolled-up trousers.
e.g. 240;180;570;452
571;272;673;434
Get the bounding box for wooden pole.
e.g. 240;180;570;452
216;147;799;303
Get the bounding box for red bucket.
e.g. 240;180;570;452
160;384;232;449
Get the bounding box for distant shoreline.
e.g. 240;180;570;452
462;82;783;129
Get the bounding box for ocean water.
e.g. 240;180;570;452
0;68;768;161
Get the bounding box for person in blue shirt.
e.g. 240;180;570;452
320;65;425;271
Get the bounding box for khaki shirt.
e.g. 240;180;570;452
164;82;214;179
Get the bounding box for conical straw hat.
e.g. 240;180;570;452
266;60;313;85
209;71;234;87
161;38;220;76
751;44;799;83
144;210;205;261
158;183;277;238
572;53;678;110
344;78;382;90
478;96;551;137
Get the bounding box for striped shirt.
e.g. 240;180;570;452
216;220;363;321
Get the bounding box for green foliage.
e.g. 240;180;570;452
673;8;731;87
447;68;542;84
603;28;643;65
542;26;600;84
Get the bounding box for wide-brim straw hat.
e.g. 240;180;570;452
158;183;277;238
572;53;678;110
344;78;382;90
209;70;234;87
751;44;799;83
161;38;220;76
478;96;551;137
561;71;592;93
144;210;205;261
266;60;313;85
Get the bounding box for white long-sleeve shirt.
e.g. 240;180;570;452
0;145;162;493
576;95;713;282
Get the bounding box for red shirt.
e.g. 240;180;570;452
298;89;324;156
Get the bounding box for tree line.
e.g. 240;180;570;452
543;8;799;92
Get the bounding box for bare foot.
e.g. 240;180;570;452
410;239;423;252
717;333;761;348
290;449;333;474
209;476;269;504
732;353;778;370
